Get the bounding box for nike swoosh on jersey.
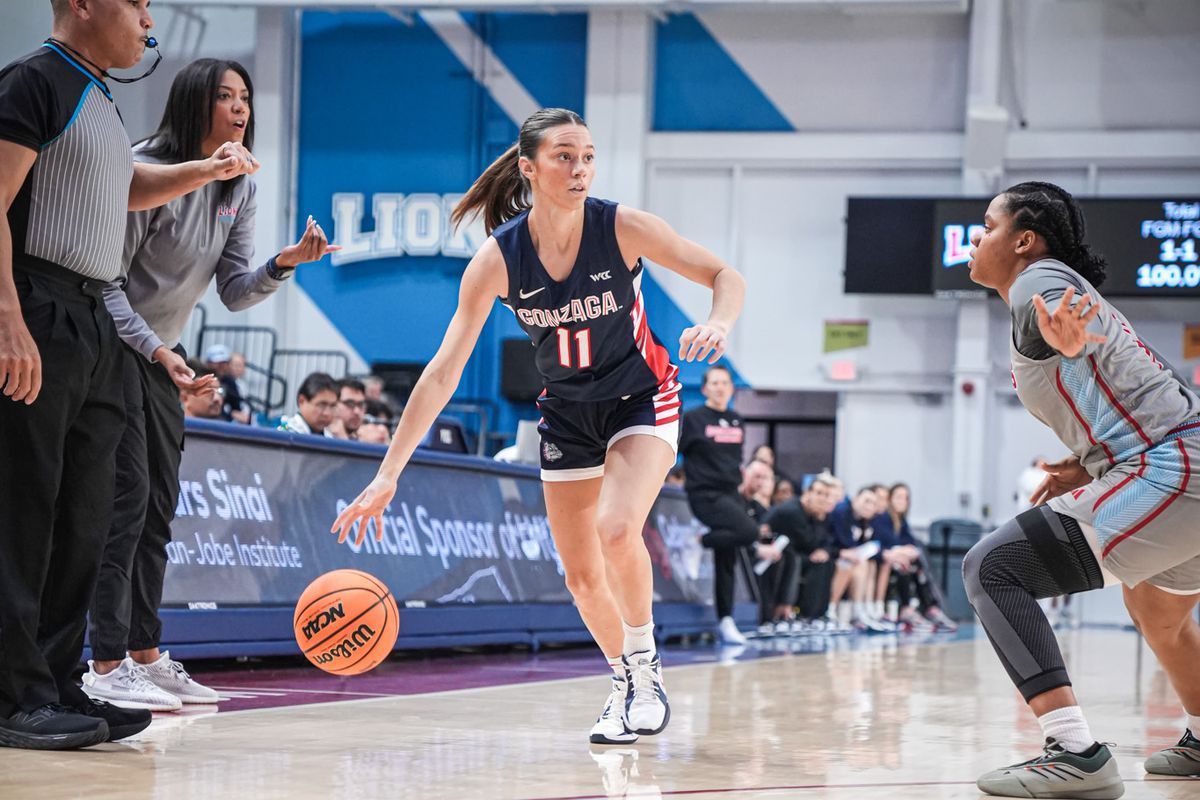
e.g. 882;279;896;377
518;287;546;299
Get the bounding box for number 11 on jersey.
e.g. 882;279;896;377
556;327;592;369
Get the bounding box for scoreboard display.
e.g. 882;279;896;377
932;198;1200;298
843;197;1200;299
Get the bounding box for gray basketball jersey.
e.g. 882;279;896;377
1009;259;1200;479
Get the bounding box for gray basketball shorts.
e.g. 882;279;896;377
1049;420;1200;594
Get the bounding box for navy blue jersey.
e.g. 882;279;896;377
494;197;677;402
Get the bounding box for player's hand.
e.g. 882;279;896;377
154;345;218;394
1031;287;1107;359
678;321;728;364
0;311;40;404
1029;455;1091;506
207;141;260;181
331;476;397;546
277;216;341;267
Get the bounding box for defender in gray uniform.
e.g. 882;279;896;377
962;182;1200;799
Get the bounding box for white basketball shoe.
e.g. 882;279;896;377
139;652;220;704
82;659;182;712
590;675;638;745
624;651;670;736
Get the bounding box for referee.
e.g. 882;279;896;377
0;0;257;750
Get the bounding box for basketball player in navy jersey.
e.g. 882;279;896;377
331;108;745;745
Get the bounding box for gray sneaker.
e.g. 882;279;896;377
1144;729;1200;776
977;738;1124;799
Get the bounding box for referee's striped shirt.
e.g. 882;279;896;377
0;43;134;282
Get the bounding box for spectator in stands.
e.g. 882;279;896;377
765;476;839;632
679;365;779;646
280;372;339;437
752;443;793;487
229;350;249;398
362;374;400;415
771;478;795;506
204;344;249;424
330;378;390;444
84;58;339;717
0;7;264;747
181;361;223;420
882;483;957;632
827;487;890;632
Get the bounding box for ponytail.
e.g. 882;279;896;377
451;145;529;235
452;107;588;236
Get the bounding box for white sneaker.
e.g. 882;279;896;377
139;652;220;704
624;651;669;736
82;659;182;711
590;675;638;745
717;616;747;645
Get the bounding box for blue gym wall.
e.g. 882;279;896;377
297;11;747;446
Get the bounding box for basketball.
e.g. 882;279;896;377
293;569;399;675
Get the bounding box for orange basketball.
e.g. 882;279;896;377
293;569;399;675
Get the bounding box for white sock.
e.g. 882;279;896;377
622;619;655;657
852;601;866;620
606;656;623;679
1038;706;1095;753
1187;712;1200;734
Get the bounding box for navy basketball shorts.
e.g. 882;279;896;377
537;378;681;482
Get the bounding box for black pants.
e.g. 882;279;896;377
687;490;760;620
758;549;799;623
796;555;835;620
890;551;945;612
0;265;123;716
89;345;185;660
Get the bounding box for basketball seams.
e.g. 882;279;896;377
326;593;398;675
294;570;400;675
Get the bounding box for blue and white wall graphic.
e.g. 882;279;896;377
298;11;741;437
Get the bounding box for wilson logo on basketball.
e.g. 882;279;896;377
300;603;346;641
312;623;377;666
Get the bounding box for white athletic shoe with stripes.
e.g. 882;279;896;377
140;652;220;704
589;675;638;745
977;738;1124;799
82;659;182;712
623;651;670;736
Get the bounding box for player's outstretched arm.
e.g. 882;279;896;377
330;239;507;545
614;206;745;364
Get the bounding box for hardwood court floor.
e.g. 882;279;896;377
2;627;1197;800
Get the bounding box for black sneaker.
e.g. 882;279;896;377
0;704;109;750
1144;728;1200;776
977;738;1124;799
72;697;152;741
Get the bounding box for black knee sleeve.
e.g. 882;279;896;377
963;507;1104;702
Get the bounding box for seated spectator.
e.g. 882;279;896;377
329;378;389;443
229;350;250;401
827;487;891;632
771;478;795;506
363;375;400;415
204;344;250;424
765;475;839;631
358;398;393;445
182;360;223;419
752;443;793;488
881;483;957;632
279;372;338;437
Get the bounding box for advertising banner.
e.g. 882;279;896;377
164;429;712;609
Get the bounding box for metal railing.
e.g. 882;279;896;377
269;349;351;413
197;325;280;415
178;303;207;359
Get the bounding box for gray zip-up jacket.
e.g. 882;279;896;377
103;147;289;361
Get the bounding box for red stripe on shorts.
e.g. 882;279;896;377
1101;439;1191;558
1092;453;1148;513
